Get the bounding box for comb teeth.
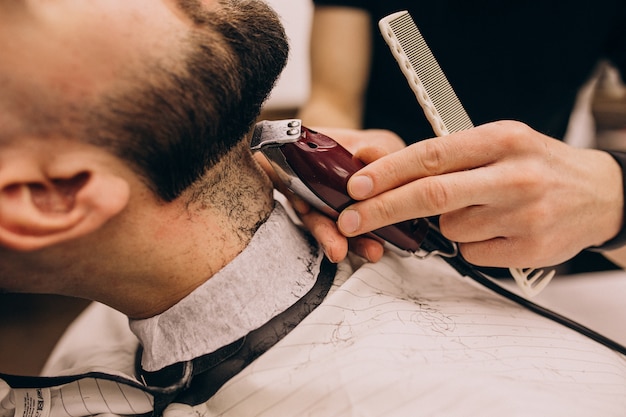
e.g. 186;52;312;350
379;11;474;135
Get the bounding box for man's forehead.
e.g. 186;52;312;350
0;0;191;56
0;0;196;144
5;0;214;29
0;0;212;87
0;1;190;91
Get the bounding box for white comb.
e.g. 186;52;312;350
378;11;555;297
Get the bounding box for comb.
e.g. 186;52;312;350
378;11;555;297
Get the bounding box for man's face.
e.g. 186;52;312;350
0;0;289;201
0;0;288;296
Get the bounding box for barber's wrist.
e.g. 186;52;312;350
588;150;626;252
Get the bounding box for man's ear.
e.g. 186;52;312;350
0;162;130;251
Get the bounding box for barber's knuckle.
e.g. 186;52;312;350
383;160;407;184
508;172;533;192
492;119;526;133
422;180;451;212
510;163;544;195
490;120;529;147
417;141;447;175
371;198;402;221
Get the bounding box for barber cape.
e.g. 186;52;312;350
1;200;626;417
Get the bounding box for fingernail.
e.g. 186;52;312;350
338;210;360;235
321;244;331;262
323;247;340;264
349;175;373;199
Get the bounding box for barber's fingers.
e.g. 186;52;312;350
298;207;384;263
348;237;385;263
439;205;510;244
338;165;500;237
348;132;503;200
440;207;543;267
346;122;528;200
458;236;560;269
457;238;520;268
298;209;348;262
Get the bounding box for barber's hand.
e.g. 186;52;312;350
256;127;405;263
337;121;624;268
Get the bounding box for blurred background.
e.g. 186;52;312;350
2;0;625;376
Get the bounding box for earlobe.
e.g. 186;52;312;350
0;171;130;251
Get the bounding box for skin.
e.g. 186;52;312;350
0;0;280;318
338;122;623;268
295;6;625;269
297;6;370;130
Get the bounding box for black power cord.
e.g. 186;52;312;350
421;227;626;356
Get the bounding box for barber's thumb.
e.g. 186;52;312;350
348;175;374;199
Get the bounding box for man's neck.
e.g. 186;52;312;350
120;165;274;319
83;149;275;319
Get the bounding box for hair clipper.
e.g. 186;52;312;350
250;119;457;259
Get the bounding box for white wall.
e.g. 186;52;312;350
263;0;313;111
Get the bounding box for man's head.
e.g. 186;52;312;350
1;0;288;200
0;0;288;307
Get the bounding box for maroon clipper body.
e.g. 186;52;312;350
251;119;449;257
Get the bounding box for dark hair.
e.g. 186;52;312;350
86;0;289;201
